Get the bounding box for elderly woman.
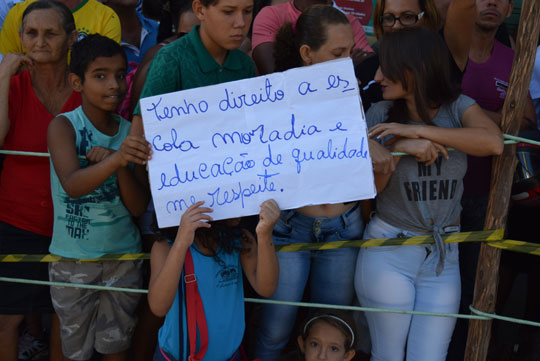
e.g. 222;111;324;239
0;1;81;359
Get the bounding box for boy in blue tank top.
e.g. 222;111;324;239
47;35;152;361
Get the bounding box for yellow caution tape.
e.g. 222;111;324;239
0;229;510;262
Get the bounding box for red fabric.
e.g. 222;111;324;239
117;61;139;120
184;249;209;361
0;70;81;236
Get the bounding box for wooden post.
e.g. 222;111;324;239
464;0;540;360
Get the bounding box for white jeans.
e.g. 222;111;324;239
354;216;461;361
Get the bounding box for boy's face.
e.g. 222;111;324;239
73;54;127;112
194;0;253;52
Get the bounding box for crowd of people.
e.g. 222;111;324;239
0;0;538;360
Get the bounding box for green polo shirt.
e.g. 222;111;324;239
134;25;256;115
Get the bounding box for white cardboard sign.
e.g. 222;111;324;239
141;58;376;228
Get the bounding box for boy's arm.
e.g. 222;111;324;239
110;132;152;216
241;199;280;298
47;117;149;198
117;163;150;217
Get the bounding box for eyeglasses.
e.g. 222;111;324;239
380;12;424;27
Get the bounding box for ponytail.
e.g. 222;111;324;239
273;5;349;72
274;22;303;71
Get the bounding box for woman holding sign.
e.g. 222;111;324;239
255;5;394;359
354;27;503;361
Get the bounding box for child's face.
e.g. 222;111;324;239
298;322;355;361
77;54;127;112
195;0;253;52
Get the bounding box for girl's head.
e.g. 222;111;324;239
372;0;440;39
157;217;246;255
192;0;253;58
20;0;77;63
297;311;357;361
376;27;460;124
274;5;353;71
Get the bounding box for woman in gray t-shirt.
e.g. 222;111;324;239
354;27;503;361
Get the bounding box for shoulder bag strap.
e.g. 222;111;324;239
184;248;209;361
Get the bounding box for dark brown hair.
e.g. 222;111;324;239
378;27;460;124
372;0;441;39
70;34;127;83
156;218;252;256
273;5;349;72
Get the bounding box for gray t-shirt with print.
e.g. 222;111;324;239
368;94;476;234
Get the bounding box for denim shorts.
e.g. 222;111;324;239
272;203;364;245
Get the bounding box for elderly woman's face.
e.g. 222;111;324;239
20;9;71;63
381;0;424;33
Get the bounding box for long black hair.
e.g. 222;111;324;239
378;27;461;125
155;218;252;256
273;5;349;72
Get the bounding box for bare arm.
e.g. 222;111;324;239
148;240;187;317
370;104;503;156
252;43;275;76
48;116;151;199
373;138;449;191
116;164;150;217
521;97;537;130
444;0;476;71
369;139;398;192
240;199;280;298
482;97;537;130
0;53;32;146
131;115;145;137
148;202;213;316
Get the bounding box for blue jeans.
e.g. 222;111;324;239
355;216;460;361
255;204;363;360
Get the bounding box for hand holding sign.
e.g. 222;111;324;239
141;58;375;228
